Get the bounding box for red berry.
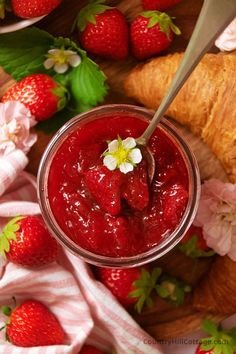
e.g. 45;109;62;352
80;345;105;354
195;346;213;354
77;1;129;60
122;160;149;211
1;74;67;121
0;215;59;267
5;300;65;347
85;165;124;216
142;0;182;11
11;0;62;18
130;11;180;60
162;184;188;227
96;267;145;307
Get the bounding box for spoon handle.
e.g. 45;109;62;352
139;0;236;144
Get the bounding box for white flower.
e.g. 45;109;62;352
44;48;81;74
103;136;142;174
194;179;236;261
0;101;37;157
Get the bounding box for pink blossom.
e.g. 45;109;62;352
194;179;236;261
0;101;37;156
215;18;236;52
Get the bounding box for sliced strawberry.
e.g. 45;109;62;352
85;165;124;215
122;160;149;211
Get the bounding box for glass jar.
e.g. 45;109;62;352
38;104;201;268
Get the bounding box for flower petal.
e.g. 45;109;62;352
119;162;134;174
108;140;118;153
103;155;117;171
48;48;61;55
44;58;55;70
123;137;136;149
54;62;69;74
128;148;142;164
68;54;81;67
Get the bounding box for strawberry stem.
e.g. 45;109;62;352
1;306;11;317
140;10;181;38
75;0;113;32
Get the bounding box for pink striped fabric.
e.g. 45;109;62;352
0;162;163;353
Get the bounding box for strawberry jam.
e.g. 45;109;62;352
48;114;189;257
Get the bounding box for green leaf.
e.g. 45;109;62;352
1;306;11;317
179;235;215;258
128;289;144;298
75;0;113;32
135;294;146;314
155;284;169;298
68;57;108;110
0;216;23;257
0;27;54;81
202;320;219;337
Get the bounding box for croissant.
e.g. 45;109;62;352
124;52;236;183
193;255;236;315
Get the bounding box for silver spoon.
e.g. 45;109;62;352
136;0;236;182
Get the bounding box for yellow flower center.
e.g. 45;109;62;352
49;50;68;64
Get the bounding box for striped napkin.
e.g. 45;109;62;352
0;159;163;354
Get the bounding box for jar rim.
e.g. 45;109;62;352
37;104;201;268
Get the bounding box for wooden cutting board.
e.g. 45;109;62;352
0;0;229;340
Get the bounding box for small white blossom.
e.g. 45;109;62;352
103;136;142;174
44;48;81;74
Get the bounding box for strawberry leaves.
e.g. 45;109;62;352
141;10;181;37
129;267;191;313
199;320;236;354
0;216;23;258
75;0;113;32
0;27;108;133
179;235;215;258
156;275;191;306
129;268;162;314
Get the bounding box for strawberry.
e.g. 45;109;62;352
142;0;182;11
122;160;149;211
85;165;124;216
130;11;181;60
0;215;59;267
11;0;62;19
80;345;105;354
1;74;67;121
196;320;236;354
179;225;215;258
96;266;161;313
1;299;65;347
75;0;129;60
162;183;188;227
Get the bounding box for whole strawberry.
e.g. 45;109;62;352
80;345;105;354
179;225;215;258
196;320;236;354
131;11;181;60
142;0;182;11
96;266;161;313
1;74;67;121
0;216;59;267
11;0;62;19
1;299;65;347
75;0;129;60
